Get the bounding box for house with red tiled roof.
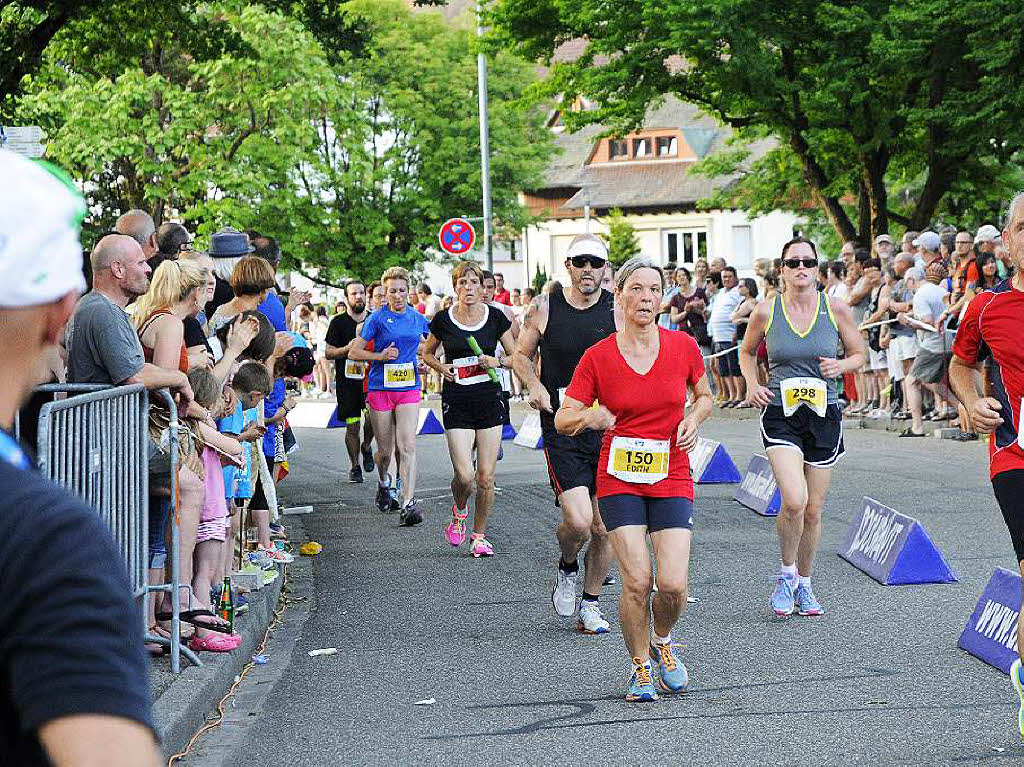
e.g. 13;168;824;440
518;95;800;285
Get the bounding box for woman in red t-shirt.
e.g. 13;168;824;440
555;257;713;703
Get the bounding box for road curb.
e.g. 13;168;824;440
153;564;285;759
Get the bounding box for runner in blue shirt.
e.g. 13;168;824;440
349;266;430;525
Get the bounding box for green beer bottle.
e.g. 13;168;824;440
217;576;234;633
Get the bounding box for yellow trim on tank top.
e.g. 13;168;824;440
779;291;821;339
823;292;838;330
766;295;777;333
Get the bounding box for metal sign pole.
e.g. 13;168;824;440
477;3;494;271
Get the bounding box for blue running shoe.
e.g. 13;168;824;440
650;642;688;693
389;479;403;512
794;582;824;616
1012;658;1024;737
625;659;659;702
771;576;795;616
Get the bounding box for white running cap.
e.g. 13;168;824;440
0;150;86;308
565;237;609;261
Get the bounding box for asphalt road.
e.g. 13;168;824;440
190;410;1022;766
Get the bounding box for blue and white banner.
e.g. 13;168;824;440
733;454;780;516
959;568;1022;674
838;497;957;585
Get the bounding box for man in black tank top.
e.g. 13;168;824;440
514;233;618;635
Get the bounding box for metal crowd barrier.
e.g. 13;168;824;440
33;384;199;672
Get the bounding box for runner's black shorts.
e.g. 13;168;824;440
441;393;505;431
760;403;845;467
992;469;1024;562
336;381;366;423
541;417;602;503
599;495;694;532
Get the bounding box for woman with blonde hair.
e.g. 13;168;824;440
136;260;237;647
349;266;431;525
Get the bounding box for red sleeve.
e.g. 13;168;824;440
681;332;704;386
565;344;600;405
953;291;993;364
967;261;979;284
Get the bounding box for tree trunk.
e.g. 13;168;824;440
862;148;890;242
857;179;871;247
788;132;857;243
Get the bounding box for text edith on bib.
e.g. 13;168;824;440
607;436;670;485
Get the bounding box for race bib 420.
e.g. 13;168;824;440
607;436;670;485
781;377;827;417
383;362;415;388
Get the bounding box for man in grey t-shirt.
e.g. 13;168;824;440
66;235;193;403
898;262;957;436
66;292;145;385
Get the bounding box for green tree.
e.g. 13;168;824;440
488;0;1024;245
604;208;639;266
18;3;332;240
259;0;553;282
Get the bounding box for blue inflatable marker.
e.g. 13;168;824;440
733;454;781;516
513;412;544;449
326;405;344;429
690;438;742;484
959;568;1022;674
417;409;445;435
501;422;517;441
837;497;957;585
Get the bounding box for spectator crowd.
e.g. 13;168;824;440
651;224;1011;441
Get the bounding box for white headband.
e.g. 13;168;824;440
566;238;609;261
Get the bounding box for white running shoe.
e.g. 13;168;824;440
551;565;578;617
577;601;611;634
1012;658;1024;737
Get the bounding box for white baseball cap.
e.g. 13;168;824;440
566;236;610;261
975;224;1001;244
0;150;86;308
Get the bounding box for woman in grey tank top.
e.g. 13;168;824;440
737;237;866;620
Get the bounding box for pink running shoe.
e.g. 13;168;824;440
445;506;468;547
470;533;494;558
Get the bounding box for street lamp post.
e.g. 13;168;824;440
477;2;493;271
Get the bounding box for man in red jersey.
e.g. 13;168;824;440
950;191;1024;736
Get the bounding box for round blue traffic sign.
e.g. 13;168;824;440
439;218;476;255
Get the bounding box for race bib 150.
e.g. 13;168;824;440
607;436;670;485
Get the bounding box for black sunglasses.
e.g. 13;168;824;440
569;254;607;269
783;258;818;269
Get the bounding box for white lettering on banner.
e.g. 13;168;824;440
847;505;905;565
740;469;775;502
974;599;1021;649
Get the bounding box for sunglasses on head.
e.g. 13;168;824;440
783;258;818;269
569;254;607;269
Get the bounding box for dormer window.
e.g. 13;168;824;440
633;138;651;158
609;139;628;159
657;136;678;157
